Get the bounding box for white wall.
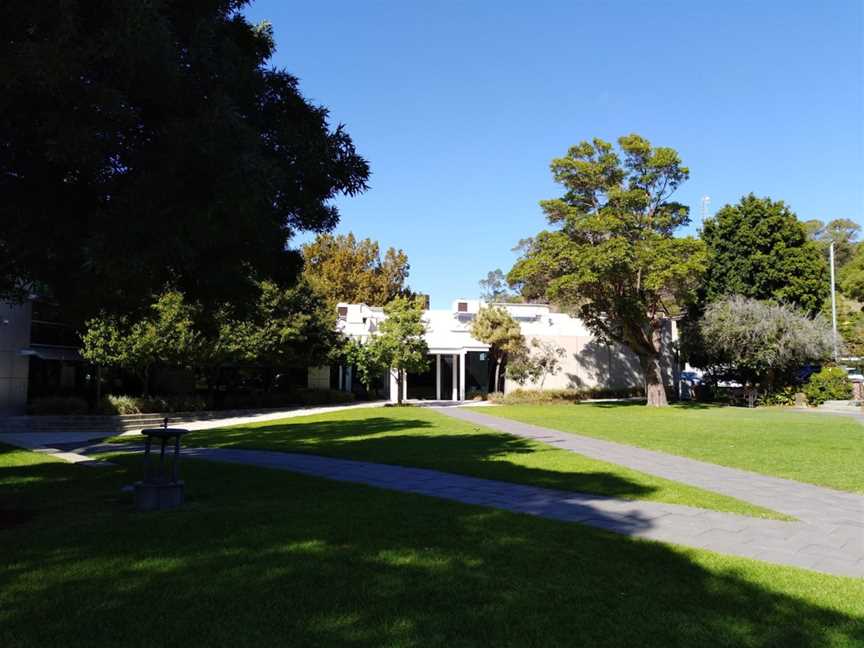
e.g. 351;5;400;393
0;302;32;414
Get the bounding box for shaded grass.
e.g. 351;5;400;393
486;403;864;492
176;407;783;518
1;445;862;648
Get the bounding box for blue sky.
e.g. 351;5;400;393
245;1;863;308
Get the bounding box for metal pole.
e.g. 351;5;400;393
830;242;838;362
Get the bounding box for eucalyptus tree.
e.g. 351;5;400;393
509;135;706;406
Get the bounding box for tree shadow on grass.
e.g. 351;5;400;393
185;418;660;501
0;456;862;648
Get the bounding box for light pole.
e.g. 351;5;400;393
830;241;838;362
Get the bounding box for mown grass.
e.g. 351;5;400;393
485;403;864;492
1;445;862;648
180;406;783;518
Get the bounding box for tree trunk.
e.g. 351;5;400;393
95;366;102;403
396;369;403;405
494;359;502;394
142;366;150;397
639;353;667;407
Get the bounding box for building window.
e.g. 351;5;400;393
457;302;467;313
337;306;348;319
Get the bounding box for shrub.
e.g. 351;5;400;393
488;387;643;405
756;386;799;407
803;366;852;406
27;396;89;415
97;394;211;415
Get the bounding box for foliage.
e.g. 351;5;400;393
0;1;369;321
26;396;89;415
488;387;644;405
341;338;390;393
367;296;429;404
302;233;410;306
839;244;864;303
211;280;339;369
470;306;525;392
96;394;210;415
479;269;518;302
508;134;707;406
699;195;828;315
755;386;799;408
822;293;864;357
803;366;853;407
506;339;566;388
82;291;201;396
696;296;834;392
804;218;860;267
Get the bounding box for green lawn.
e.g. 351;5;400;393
485;403;864;492
1;445;862;647
178;406;782;518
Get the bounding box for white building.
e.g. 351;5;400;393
310;299;678;403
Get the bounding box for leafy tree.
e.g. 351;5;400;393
80;318;123;402
212;280;339;370
340;338;390;394
0;1;369;321
367;296;428;404
508;134;706;406
479;269;518;302
471;306;525;393
83;291;201;396
302;233;410;306
823;293;864;357
805;218;860;267
697;296;834;401
507;339;566;388
700;195;828;315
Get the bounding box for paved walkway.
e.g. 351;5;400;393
434;407;864;575
67;439;861;578
0;401;386;452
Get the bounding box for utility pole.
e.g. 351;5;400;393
830;241;838;362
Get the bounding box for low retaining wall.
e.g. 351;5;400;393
0;404;339;434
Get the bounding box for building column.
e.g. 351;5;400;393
451;354;458;401
345;365;352;392
403;370;408;402
389;370;398;403
459;350;467;401
435;354;441;401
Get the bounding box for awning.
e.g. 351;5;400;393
19;346;83;362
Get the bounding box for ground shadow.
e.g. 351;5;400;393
185;418;659;501
0;455;861;647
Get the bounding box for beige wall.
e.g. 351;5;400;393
0;302;32;414
504;324;677;393
307;366;330;390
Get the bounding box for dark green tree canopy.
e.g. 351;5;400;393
699;195;828;314
0;0;369;321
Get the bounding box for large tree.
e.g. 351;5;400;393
302;233;410;306
508;135;706;406
700;196;828;315
0;1;369;321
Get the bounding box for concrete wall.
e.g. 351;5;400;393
0;302;32;414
